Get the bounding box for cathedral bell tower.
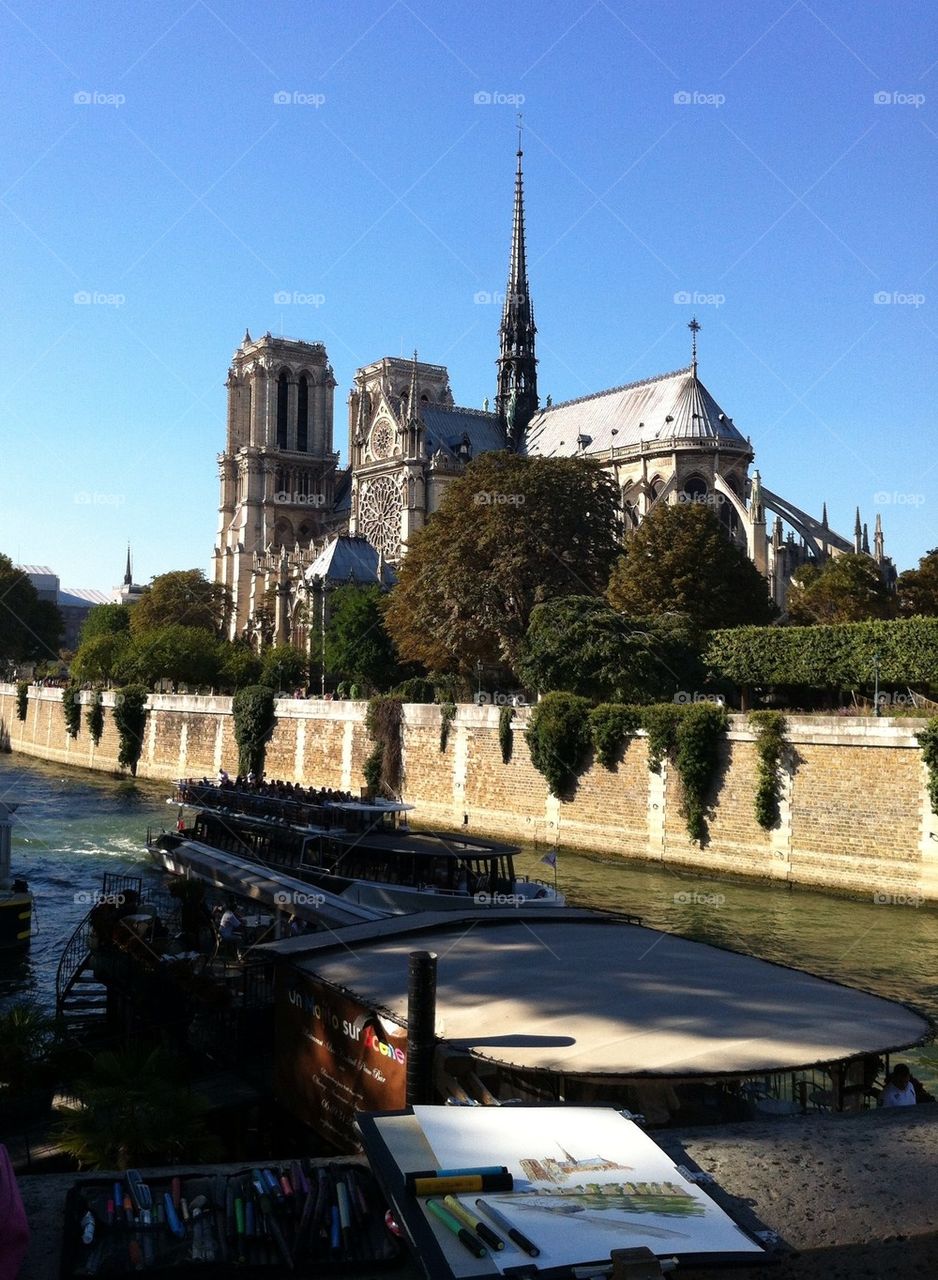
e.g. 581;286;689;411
496;133;538;449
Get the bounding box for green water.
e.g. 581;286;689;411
2;750;936;1085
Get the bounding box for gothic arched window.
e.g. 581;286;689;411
276;371;289;448
681;474;709;505
297;374;309;452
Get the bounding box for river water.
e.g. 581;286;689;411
2;750;936;1085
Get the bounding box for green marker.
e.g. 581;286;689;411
426;1198;487;1259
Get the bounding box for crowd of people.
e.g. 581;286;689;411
211;771;355;805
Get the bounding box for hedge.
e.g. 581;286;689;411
706;617;938;691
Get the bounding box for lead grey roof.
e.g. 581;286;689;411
305;535;396;587
419;404;506;459
524;367;749;457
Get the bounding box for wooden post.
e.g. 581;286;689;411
406;950;438;1105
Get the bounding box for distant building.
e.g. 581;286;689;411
16;565;110;652
112;546;146;608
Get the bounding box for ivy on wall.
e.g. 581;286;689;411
918;717;938;817
525;692;594;799
232;685;275;778
113;685;149;776
62;681;83;740
439;702;457;752
498;706;515;764
749;711;788;830
86;690;105;747
364;696;403;797
15;682;28;722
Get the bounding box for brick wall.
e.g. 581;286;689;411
2;684;936;901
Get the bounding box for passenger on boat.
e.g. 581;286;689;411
882;1064;917;1107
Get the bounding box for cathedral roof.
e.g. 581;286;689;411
419;404;506;458
524;366;750;457
304;536;396;588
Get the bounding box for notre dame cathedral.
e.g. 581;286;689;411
213;142;894;647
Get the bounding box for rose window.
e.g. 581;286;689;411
359;475;402;559
371;420;393;459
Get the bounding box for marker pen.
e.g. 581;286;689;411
475;1198;540;1256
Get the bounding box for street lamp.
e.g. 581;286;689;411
475;659;483;701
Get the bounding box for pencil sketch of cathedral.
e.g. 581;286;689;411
213;142;894;646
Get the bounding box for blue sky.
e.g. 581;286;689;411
1;0;935;590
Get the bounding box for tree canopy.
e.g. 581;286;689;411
897;548;938;618
606;503;777;630
786;553;895;624
78;603;132;645
0;554;63;665
384;452;621;674
130;570;230;636
516;597;702;703
118;625;221;689
324;584;402;692
259;644;309;693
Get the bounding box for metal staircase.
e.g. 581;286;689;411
55;873;144;1034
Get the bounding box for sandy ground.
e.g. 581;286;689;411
13;1106;938;1278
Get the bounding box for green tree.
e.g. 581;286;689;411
130;569;230;636
71;631;132;685
607;503;777;630
385;452;621;673
897;548;938;618
0;553;63;664
516;597;702;702
118;625;221;689
217;639;262;691
787;553;895;624
78;603;132;645
260;644;308;693
324;584;402;691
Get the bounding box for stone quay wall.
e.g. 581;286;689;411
1;683;936;902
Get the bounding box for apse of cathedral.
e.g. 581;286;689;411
213;140;894;646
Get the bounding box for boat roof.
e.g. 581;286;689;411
331;800;414;813
265;909;930;1078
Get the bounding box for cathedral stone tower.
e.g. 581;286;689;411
495;141;538;447
214;331;341;637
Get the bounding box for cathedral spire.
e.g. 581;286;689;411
821;501;828;528
862;522;870;555
123;544;133;587
407;349;420;425
874;512;885;563
854;507;862;554
496;128;538;448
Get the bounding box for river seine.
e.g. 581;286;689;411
2;750;936;1086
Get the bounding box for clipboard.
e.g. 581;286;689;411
356;1106;770;1280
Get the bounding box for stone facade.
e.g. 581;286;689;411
2;685;936;903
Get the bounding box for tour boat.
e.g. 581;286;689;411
0;802;32;951
146;781;564;919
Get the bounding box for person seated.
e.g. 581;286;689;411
217;904;245;956
882;1063;917;1107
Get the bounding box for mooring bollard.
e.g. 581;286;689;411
406;950;438;1105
